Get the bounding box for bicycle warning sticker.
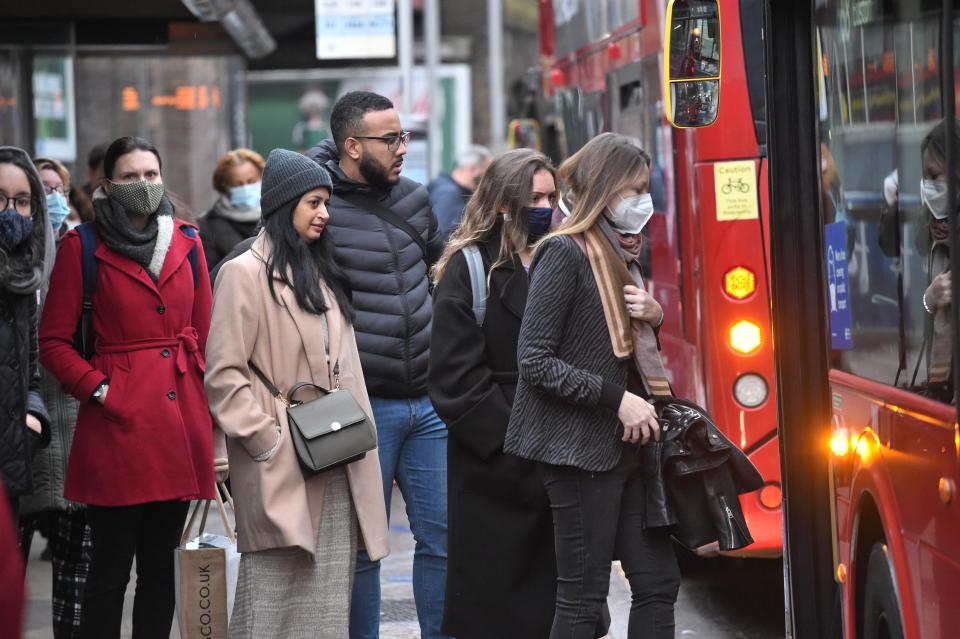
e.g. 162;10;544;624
714;160;759;221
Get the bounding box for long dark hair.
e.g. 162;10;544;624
262;199;353;321
102;136;163;180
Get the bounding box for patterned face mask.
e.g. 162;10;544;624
0;208;33;252
109;179;164;216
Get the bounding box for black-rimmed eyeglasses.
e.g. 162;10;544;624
42;184;70;196
352;131;412;152
0;194;32;215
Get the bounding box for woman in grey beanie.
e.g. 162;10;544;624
205;148;389;639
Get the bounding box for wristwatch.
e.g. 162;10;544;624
91;382;107;403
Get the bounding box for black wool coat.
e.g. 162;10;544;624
0;290;50;499
198;206;259;272
428;227;556;639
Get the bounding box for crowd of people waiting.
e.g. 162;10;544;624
0;90;680;639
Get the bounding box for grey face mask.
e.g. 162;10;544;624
109;179;164;216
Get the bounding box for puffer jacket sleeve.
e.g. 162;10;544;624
518;236;625;412
204;258;280;459
26;299;50;444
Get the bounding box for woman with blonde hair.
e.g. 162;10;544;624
199;148;265;270
504;132;680;638
428;148;563;638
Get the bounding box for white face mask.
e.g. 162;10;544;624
922;179;949;220
606;193;654;234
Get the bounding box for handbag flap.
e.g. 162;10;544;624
287;389;369;440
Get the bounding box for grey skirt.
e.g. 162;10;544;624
229;468;358;639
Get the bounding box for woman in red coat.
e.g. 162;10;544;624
39;136;221;639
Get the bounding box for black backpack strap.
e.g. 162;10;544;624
180;225;200;288
341;192;428;261
74;223;98;360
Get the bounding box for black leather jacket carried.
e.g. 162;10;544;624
641;399;764;552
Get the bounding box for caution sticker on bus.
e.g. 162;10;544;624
714;160;759;221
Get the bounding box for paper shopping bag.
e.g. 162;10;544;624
175;484;238;639
175;543;229;638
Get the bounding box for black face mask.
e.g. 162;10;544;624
526;207;553;244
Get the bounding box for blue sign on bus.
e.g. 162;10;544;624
825;221;853;350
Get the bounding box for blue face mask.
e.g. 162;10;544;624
526;207;554;244
46;192;70;230
0;208;34;252
229;182;262;210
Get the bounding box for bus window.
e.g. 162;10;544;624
818;4;960;399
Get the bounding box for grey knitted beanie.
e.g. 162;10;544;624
260;148;333;217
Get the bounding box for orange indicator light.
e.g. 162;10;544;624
724;266;756;300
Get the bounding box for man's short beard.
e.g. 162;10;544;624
359;153;398;190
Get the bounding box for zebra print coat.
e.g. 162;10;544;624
504;234;632;472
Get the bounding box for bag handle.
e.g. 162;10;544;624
249;361;341;406
288;382;332;404
180;481;236;546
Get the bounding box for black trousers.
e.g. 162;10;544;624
80;500;190;639
539;446;681;639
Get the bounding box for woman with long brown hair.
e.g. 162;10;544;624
505;132;680;639
428;148;562;638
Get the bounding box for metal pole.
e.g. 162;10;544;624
487;0;505;152
425;0;441;177
397;0;414;119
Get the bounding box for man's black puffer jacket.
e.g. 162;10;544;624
307;140;444;398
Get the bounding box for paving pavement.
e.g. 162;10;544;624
24;486;785;638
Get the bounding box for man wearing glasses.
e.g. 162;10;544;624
308;91;449;639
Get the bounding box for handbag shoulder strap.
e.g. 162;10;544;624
248;361;282;399
341;192;428;261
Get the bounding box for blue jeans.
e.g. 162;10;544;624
350;395;450;639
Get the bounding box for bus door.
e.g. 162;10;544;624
766;1;960;636
815;3;960;637
607;57;702;404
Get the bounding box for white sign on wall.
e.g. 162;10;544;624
316;0;396;60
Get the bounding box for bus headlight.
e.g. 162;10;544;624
733;373;768;408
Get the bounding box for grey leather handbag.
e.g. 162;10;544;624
248;361;376;475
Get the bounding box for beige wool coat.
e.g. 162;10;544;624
204;233;389;560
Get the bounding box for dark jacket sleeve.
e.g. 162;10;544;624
425;205;445;269
198;216;223;271
210;236;257;289
428;251;512;459
430;185;466;240
26;299;50;445
518;236;624;411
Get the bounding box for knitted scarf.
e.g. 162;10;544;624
211;195;262;224
579;219;672;397
92;187;174;282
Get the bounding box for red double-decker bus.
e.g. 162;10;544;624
533;0;781;555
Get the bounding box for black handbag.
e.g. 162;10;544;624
248;361;377;475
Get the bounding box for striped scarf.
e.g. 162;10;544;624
580;223;672;397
